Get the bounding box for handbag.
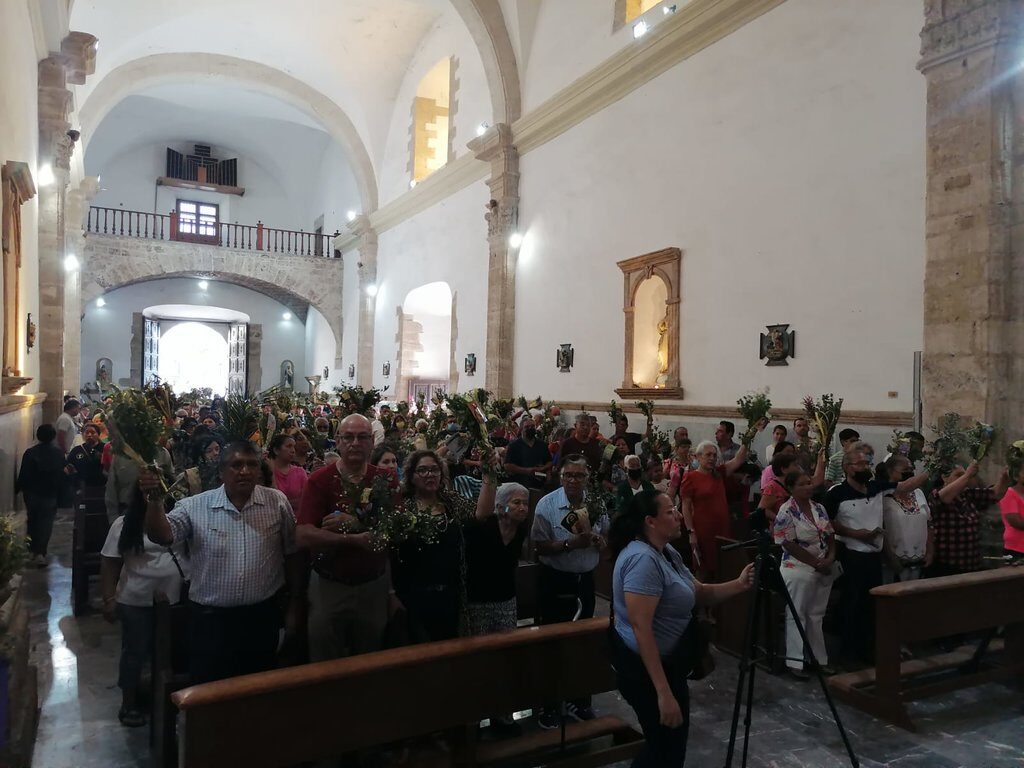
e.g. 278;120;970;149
167;547;190;604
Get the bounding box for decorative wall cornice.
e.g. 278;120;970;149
334;0;786;254
567;401;914;428
919;0;1024;71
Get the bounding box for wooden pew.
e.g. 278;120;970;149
827;566;1024;730
150;593;190;768
71;496;110;616
172;617;643;768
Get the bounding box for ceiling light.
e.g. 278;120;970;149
38;164;55;187
509;232;523;249
365;283;378;297
409;179;418;189
633;20;648;38
346;210;357;222
95;297;106;307
63;254;79;271
476;122;489;137
282;312;292;320
198;280;208;290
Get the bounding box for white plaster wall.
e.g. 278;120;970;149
372;180;489;393
80;278;307;392
378;16;493;204
303;306;346;387
312;141;362;235
512;0;925;413
341;253;360;383
0;0;41;389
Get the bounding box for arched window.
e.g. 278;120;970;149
411;58;454;183
625;0;662;23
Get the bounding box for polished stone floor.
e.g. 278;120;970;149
22;511;1024;767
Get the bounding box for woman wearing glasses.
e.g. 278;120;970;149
391;449;497;642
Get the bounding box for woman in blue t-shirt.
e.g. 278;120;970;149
609;490;753;766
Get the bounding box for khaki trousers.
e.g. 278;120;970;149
307;571;389;661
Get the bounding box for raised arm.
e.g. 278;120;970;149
938;462;977;504
139;469;174;546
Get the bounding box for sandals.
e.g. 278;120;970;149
118;706;146;728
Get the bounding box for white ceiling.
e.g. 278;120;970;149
144;304;251;323
132;83;325;131
70;0;450;165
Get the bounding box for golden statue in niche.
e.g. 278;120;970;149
656;315;669;388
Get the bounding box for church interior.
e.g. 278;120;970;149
2;0;1024;766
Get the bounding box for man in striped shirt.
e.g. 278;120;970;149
142;441;303;684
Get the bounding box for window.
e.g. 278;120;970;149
412;58;453;183
624;0;662;23
176;199;219;243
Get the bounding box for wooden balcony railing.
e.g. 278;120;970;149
84;206;339;258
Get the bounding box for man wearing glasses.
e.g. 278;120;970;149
297;414;400;661
530;454;608;728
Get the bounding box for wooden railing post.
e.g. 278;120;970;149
256;221;263;251
169;209;178;241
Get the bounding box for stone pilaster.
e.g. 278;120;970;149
37;32;95;421
468;123;520;399
347;215;378;389
63;177;98;396
919;1;1024;446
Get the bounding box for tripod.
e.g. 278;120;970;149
722;530;859;768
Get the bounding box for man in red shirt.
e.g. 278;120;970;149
297;413;399;661
560;413;604;472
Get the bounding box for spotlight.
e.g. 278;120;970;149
282;312;292;320
663;4;677;14
509;232;523;249
633;20;648;38
365;283;378;297
409;179;418;189
96;297;106;307
476;122;490;137
63;254;79;271
198;280;209;290
346;210;357;222
38;164;55;187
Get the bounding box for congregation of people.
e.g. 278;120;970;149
16;392;1024;765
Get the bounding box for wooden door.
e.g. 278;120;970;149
227;323;248;396
143;318;160;386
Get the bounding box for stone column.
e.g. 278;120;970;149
63;176;98;396
919;1;1024;442
37;33;95;421
468;123;520;399
348;215;378;389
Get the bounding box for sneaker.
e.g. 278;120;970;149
788;667;811;681
537;710;561;730
565;703;596;721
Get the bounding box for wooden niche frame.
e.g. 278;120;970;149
616;247;683;400
1;161;37;378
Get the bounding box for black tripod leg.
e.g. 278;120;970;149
724;558;764;768
776;575;859;768
739;627;759;768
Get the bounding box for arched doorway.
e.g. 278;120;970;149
158;321;230;395
395;282;456;403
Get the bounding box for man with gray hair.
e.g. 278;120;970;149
531;454;608;727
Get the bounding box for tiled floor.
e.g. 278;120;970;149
22;511;1024;767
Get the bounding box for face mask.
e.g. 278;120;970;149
853;470;873;484
627;468;643;480
524;427;537;439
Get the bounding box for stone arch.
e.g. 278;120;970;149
449;0;522;123
80;236;345;366
78;53;379;212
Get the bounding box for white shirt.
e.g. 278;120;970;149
55;412;78;455
881;489;930;564
371;419;385;447
101;516;190;606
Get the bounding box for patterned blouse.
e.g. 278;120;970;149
928;486;996;573
772;497;833;570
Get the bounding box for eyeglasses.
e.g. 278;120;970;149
337;433;373;443
414;466;442;476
